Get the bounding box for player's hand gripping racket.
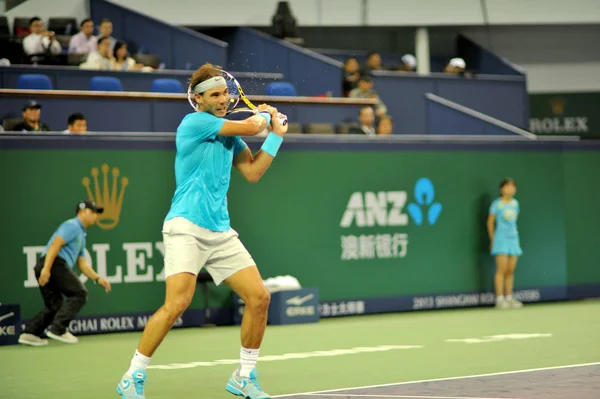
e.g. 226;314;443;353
188;69;288;126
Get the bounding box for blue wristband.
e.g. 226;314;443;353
261;132;283;157
258;111;271;126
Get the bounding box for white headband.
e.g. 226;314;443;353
193;76;226;94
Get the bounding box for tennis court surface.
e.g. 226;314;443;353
1;300;599;399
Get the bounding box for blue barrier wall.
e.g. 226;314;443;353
227;28;343;97
373;72;528;134
425;94;526;136
89;0;227;70
0;92;372;132
0;66;283;95
457;35;525;76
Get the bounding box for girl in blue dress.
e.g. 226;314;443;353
487;178;523;309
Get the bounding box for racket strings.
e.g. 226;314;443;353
220;72;241;113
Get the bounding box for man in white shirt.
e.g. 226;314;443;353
79;36;113;70
63;113;87;134
22;17;62;56
68;19;97;55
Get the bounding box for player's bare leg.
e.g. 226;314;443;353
224;266;272;398
116;272;197;398
227;266;270;349
505;256;522;308
138;272;196;355
495;255;509;308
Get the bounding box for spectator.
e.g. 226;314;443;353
111;41;144;71
362;51;382;73
64;113;87;134
349;106;376;136
398;54;416;72
68;19;97;55
377;116;393;135
12;101;51;132
342;57;360;96
22;17;62;57
348;75;388;117
97;19;117;51
445;57;466;74
80;36;113;70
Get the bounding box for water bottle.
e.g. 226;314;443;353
65;23;72;35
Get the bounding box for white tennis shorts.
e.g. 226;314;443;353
162;217;255;285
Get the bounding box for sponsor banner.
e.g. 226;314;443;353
529;92;600;136
21;308;234;337
234;288;320;325
0;304;21;346
319;286;569;317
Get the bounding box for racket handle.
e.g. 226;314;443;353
277;113;288;126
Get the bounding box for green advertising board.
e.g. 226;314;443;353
1;137;599;334
529;92;600;137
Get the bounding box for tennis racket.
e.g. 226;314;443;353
187;69;288;126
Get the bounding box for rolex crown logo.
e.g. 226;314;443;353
550;97;565;116
82;163;129;230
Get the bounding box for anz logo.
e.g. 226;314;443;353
340;178;442;228
407;178;442;226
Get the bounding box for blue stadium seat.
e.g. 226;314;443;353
17;74;53;90
151;78;183;93
89;76;123;92
266;82;298;96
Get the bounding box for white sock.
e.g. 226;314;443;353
496;295;505;302
238;347;259;377
127;350;151;375
506;295;513;301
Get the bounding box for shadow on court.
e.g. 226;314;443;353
276;364;600;399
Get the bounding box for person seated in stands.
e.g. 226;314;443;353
68;19;97;55
348;74;388;117
97;19;117;51
397;54;417;72
111;41;144;71
80;36;113;70
377;115;393;135
12;101;51;132
349;106;376;136
63;113;87;134
343;57;361;96
22;17;62;58
444;57;466;74
362;51;382;73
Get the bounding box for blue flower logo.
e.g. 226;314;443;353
407;178;442;226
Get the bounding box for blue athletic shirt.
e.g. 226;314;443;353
165;112;248;232
489;198;520;238
41;217;86;268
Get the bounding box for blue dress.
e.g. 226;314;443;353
489;198;522;256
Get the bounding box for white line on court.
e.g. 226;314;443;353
149;345;423;370
302;394;529;399
272;362;600;398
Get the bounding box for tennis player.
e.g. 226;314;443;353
487;178;524;309
116;63;287;399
